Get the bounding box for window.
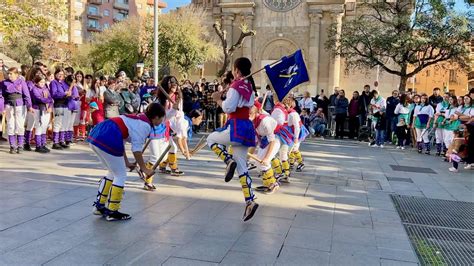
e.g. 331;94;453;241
74;15;82;21
114;12;127;21
104;9;110;16
88;6;99;15
103;23;110;29
74;30;82;37
449;70;457;83
88;19;100;29
116;0;129;4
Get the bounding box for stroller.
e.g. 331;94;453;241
358;125;371;142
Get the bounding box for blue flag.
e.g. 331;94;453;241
265;50;310;102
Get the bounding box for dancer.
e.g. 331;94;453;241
434;92;450;156
30;76;53;153
287;96;309;172
50;68;70;149
271;98;294;183
64;75;80;145
0;67;32;153
413;94;434;154
88;103;165;221
206;57;258;221
24;66;44;151
249;101;280;194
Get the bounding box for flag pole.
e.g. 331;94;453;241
243;58;281;79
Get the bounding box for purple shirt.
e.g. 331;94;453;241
31;84;53;110
67;85;79;111
0;78;32;108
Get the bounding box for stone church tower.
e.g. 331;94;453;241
191;0;400;96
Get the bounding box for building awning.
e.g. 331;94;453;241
147;0;167;8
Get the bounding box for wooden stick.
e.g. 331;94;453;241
190;136;207;155
142;138;151;153
243;59;281;79
247;152;263;164
138;144;172;181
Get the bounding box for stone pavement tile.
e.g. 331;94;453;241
275;245;330;266
148;222;202;245
389;181;419;191
0;206;51;231
284;227;332;252
247;215;293;236
329;253;380;266
368;198;396;211
372;222;408;240
333;212;372;228
148;197;197;216
332;225;376;246
256;205;299;220
172;234;235;263
291;211;333;232
331;240;380;257
335;202;371;216
371;210;403;224
169;200;228;225
106;241;178;265
393;189;425;197
162;257;219;266
379;248;418;263
376;236;412;250
198;217;248;240
221;250;276;265
380;258;419;266
231;231;286;257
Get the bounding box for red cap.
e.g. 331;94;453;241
254;99;262;110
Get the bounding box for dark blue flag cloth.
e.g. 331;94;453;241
265;50;310;102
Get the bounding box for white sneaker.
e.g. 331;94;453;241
380;145;384;148
464;164;473;170
449;167;458;173
396;146;401;149
401;147;405;150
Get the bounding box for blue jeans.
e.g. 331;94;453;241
313;124;326;136
376;129;385;146
385;117;397;142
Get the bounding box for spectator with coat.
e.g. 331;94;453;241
386;90;400;143
348;91;361;139
103;79;123;119
334;89;349;139
309;107;327;138
360;84;372;126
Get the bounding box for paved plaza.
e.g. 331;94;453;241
0;137;472;265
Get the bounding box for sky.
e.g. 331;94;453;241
163;0;191;13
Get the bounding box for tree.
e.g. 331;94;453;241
159;7;220;78
4;27;49;65
326;0;472;91
213;19;256;77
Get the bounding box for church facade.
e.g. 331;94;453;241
187;0;445;97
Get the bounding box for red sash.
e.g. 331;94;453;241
228;107;250;119
110;117;129;139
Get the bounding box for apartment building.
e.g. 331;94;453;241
68;0;167;44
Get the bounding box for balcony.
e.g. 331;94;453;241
88;0;102;4
87;25;102;32
87;12;102;19
114;1;129;11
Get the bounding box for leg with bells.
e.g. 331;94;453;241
14;106;27;153
232;144;259;221
255;140;280;194
271;157;283;177
5;105;17;151
90;144;131;221
288;150;296;169
279;144;290;183
293;142;305;172
207;128;238;182
168;138;184;176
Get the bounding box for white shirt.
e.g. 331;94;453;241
299;97;314;112
121;115;152;153
271;108;286;126
414;104;434;117
394;103;410;115
256;116;277;142
169;110;189;138
370;96;386;113
222;87;255;114
288;112;301;141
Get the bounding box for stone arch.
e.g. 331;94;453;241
260;38;299;61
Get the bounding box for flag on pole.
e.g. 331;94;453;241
265;50;310;102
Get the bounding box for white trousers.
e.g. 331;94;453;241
91;144;127;187
25;111;35;131
279;144;289;161
73;105;81;126
149;138;168;164
5;105;26;135
53;107;67;133
415;128;430;143
443;129;454;149
34;109;51;135
207;128;249;175
67;111;77;131
293;142;301;151
435;128;444;144
256;139;281;171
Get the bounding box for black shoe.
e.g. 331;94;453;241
42;146;51;153
9;147;15;154
92;202;107;216
16;147;22;154
296;163;305;172
170;169;184;176
52;143;63;150
425;151;430;155
436;151;441;156
418;149;422;154
106;210;131;221
35;147;48;153
60;142;70;149
24;144;32;151
243;201;259;222
225;159;237;182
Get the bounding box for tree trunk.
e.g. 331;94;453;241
218;52;230;77
399;76;408;92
